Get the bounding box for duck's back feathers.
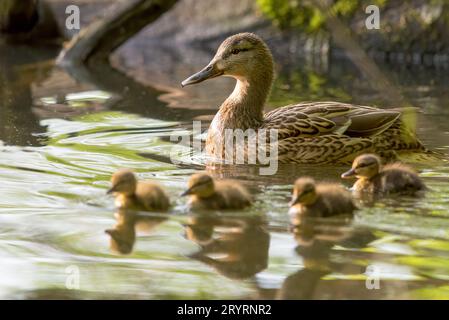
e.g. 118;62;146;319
313;184;356;217
263;102;400;138
262;101;425;163
135;182;170;211
189;180;252;210
216;180;252;209
375;163;426;195
277;134;374;164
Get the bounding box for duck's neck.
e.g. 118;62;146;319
214;70;273;130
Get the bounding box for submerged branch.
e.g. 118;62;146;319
57;0;177;66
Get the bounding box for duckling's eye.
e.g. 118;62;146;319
231;48;249;55
357;162;371;168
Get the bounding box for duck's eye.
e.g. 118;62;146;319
230;48;249;55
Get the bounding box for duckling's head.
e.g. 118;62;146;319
181;173;215;198
181;33;274;86
290;177;318;206
341;154;381;180
107;169;137;195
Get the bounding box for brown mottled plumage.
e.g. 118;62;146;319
181;173;252;210
182;33;426;164
341;154;426;195
107;169;170;212
289;177;356;220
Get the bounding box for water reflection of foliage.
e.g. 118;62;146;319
269;66;352;108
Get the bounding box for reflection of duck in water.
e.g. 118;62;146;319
185;215;269;280
105;210;167;254
107;169;170;212
181;173;252;210
341;153;426;197
279;208;357;299
105;210;137;254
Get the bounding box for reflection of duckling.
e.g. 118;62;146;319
184;215;216;244
105;210;168;255
105;211;137;254
107;169;170;212
186;216;269;279
341;154;426;196
289;177;355;219
181;173;252;210
277;268;329;300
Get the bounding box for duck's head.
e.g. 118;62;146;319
181;173;215;198
107;169;137;195
290;177;318;206
341;154;381;179
181;33;274;87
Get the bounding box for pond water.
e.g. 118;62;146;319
0;42;448;299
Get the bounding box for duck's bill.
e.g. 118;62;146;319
106;186;117;194
180;188;192;197
341;168;356;179
181;64;223;87
288;195;300;206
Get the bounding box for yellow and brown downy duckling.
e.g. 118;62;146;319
182;32;427;164
181;173;252;210
341;154;426;196
107;169;170;212
289;177;356;220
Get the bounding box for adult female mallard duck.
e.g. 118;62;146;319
341;153;426;196
182;33;426;164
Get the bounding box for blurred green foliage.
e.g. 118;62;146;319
256;0;387;31
268;66;353;108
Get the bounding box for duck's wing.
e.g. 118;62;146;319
275;134;376;164
263;101;401;138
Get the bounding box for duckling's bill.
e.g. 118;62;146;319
106;186;117;194
341;168;356;179
180;188;193;197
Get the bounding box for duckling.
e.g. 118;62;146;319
341;154;426;195
289;177;355;220
182;33;427;164
107;169;170;212
181;173;252;210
